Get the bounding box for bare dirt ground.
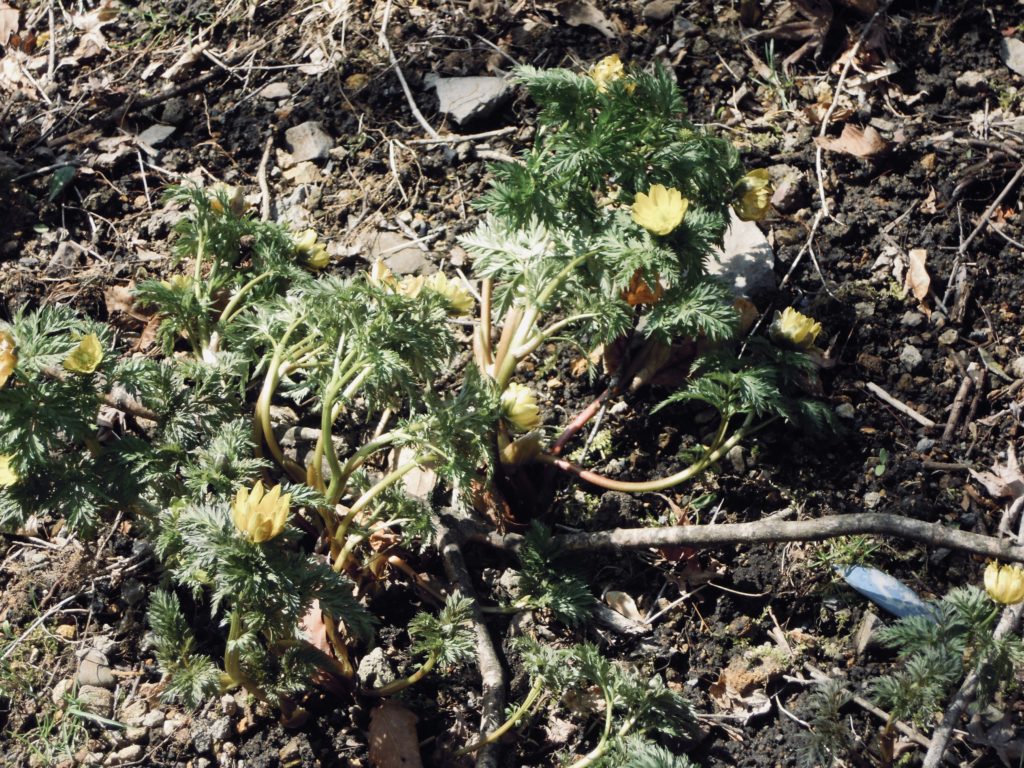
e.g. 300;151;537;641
2;0;1024;766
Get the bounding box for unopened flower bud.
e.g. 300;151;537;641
501;383;541;433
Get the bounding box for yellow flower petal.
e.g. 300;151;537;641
501;383;541;433
769;307;822;351
631;184;688;236
232;480;289;543
985;561;1024;605
425;273;475;316
0;330;17;388
733;169;773;221
590;54;626;93
62;334;104;374
0;455;18;487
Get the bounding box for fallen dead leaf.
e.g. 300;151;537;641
369;701;423;768
299;600;330;654
0;4;19;47
555;1;618;39
815;124;888;158
902;248;930;310
604;590;643;622
970;446;1024;500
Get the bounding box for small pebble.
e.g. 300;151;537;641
142;710;165;729
899;345;924;372
916;438;935;452
863;492;882;509
900;311;925;328
938;328;958;346
835;403;856;420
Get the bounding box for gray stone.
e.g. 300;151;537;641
672;16;699;36
643;0;678;21
863;492;882;509
219;694;238;716
160;98;187;125
77;685;114;718
708;211;775;298
51;677;73;706
854;301;875;319
210;716;233;742
142;710;165;729
259;81;291;100
104;744;144;764
769;167;806;214
938;328;958;346
916;438;935;452
900;311;925;328
1009;356;1024;379
727;445;746;474
119;699;148;726
365;231;433;275
899;344;923;372
285;122;333;163
425;75;510;126
191;719;214;754
954;71;987;95
835;403;856;420
496;569;521;596
77;649;115;689
137;124;176;148
999;38;1024;78
124;726;147;743
356;647;396;689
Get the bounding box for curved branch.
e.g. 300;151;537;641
478;513;1024;564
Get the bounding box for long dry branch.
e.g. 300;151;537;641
478;513;1024;564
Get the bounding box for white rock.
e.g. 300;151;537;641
285;122;333;163
900;344;923;372
1000;38;1024;78
708;210;775;298
425;75;510;126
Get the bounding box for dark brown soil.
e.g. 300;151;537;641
3;0;1024;766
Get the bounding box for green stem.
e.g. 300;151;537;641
222;610;268;702
332;458;426;569
254;317;306;479
540;414;769;493
334;431;402;493
362;650;438;697
510;312;599;360
455;678;545;756
219;271;273;324
567;687;616;768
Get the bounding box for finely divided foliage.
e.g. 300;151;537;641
0;55;855;765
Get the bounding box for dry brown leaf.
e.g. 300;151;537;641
970;447;1024;500
71;1;116;60
0;4;19;47
555;1;618;39
920;187;939;214
299;600;330;654
815;124;888;158
369;701;423;768
604;590;643;622
622;269;664;306
903;248;930;308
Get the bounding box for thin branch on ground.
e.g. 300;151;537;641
434;506;505;768
257;132;274;221
864;382;937;428
478;512;1024;564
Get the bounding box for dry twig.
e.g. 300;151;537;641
865;382;937;429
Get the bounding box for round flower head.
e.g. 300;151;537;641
63;334;104;374
985;561;1024;605
0;331;17;388
293;229;330;270
0;455;18;487
769;307;822;351
426;273;474;316
590;54;626;93
733;169;773;221
232;481;291;543
631;184;688;236
501;383;541;433
208;183;246;217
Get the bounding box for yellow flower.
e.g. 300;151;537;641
425;273;474;316
0;455;18;487
232;481;290;543
368;260;396;288
769;307;822;351
160;274;193;292
590;54;626;93
501;383;540;433
293;229;330;270
208;183;245;217
0;331;17;388
631;184;688;236
733;169;773;221
397;275;426;299
63;334;104;374
985;561;1024;605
